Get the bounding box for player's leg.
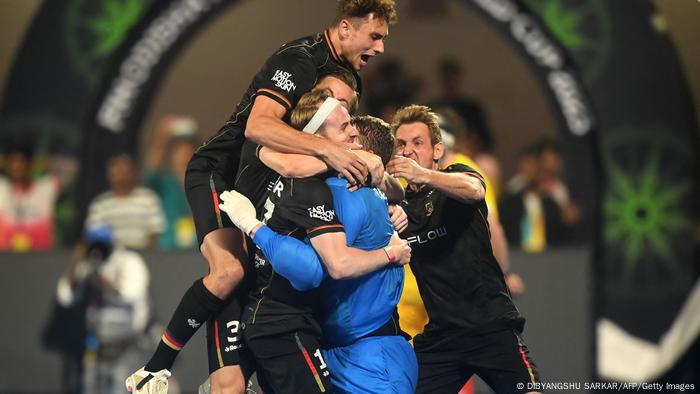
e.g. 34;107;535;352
204;292;254;394
323;336;418;394
127;166;248;393
414;333;474;394
245;329;332;394
468;329;542;394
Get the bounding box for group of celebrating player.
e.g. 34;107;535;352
125;1;541;393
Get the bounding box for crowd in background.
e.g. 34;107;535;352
0;57;584;255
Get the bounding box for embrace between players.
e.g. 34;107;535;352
126;1;541;393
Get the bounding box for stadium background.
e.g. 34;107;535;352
0;0;698;392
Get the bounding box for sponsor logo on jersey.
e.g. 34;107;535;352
308;205;335;222
254;253;266;268
407;225;448;245
187;318;201;328
271;69;297;93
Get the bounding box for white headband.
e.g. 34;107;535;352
302;97;341;134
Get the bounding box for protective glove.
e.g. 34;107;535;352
219;190;262;236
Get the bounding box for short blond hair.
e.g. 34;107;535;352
334;0;398;25
391;104;442;146
290;89;335;130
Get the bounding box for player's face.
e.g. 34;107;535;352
319;105;358;144
315;76;355;111
395;122;444;170
341;14;388;70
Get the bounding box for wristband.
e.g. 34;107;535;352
383;246;397;263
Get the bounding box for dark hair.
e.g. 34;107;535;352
334;0;398;25
351;115;395;165
318;62;358;92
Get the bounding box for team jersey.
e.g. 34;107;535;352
401;164;524;335
234;140;280;213
243;174;344;335
320;177;404;348
190;31;360;176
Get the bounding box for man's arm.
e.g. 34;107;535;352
309;231;409;280
245;96;367;184
258;146;329;178
387;156;485;203
381;173;405;203
488;213;525;297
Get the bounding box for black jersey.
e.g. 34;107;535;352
192;31;360;176
401;164;524;335
244;174;344;332
234;140;279;214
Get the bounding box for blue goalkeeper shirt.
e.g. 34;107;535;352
252;176;404;347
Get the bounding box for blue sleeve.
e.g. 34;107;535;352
252;225;327;291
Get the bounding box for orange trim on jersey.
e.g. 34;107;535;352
324;30;341;62
307;224;344;234
257;88;292;110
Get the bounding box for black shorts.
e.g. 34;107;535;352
185;155;239;246
244;319;331;394
414;328;540;394
205;292;256;375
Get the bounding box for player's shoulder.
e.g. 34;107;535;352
274;32;324;58
443;163;482;178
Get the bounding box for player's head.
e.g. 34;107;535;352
392;104;444;170
291;88;358;144
332;0;398;70
316;62;359;114
351;115;395;166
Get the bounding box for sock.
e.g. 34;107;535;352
145;278;225;372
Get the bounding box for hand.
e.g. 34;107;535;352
219;190;262;236
353;150;384;188
387;234;411;266
388;204;408;233
505;272;525;297
386;155;429;185
322;140;368;186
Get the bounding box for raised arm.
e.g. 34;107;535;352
387;156;485;203
246;96;367;185
258;146;329;178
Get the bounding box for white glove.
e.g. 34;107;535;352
219;190;262;236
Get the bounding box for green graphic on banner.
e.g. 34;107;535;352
525;0;611;83
604;161;691;265
65;0;151;82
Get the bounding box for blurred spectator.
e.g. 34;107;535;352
84;153;165;250
0;144;61;251
144;115;199;249
56;225;151;394
500;139;580;252
431;58;503;197
364;58;422;122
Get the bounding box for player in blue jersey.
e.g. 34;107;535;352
220;115;417;393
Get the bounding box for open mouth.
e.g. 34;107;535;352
360;54;371;63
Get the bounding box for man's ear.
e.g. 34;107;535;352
433;142;445;162
339;19;352;40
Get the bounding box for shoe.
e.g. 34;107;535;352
125;367;171;394
198;376;210;394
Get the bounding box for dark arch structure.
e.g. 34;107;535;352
1;0;697;384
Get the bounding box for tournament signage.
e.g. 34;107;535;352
522;0;699;384
75;0;235;231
